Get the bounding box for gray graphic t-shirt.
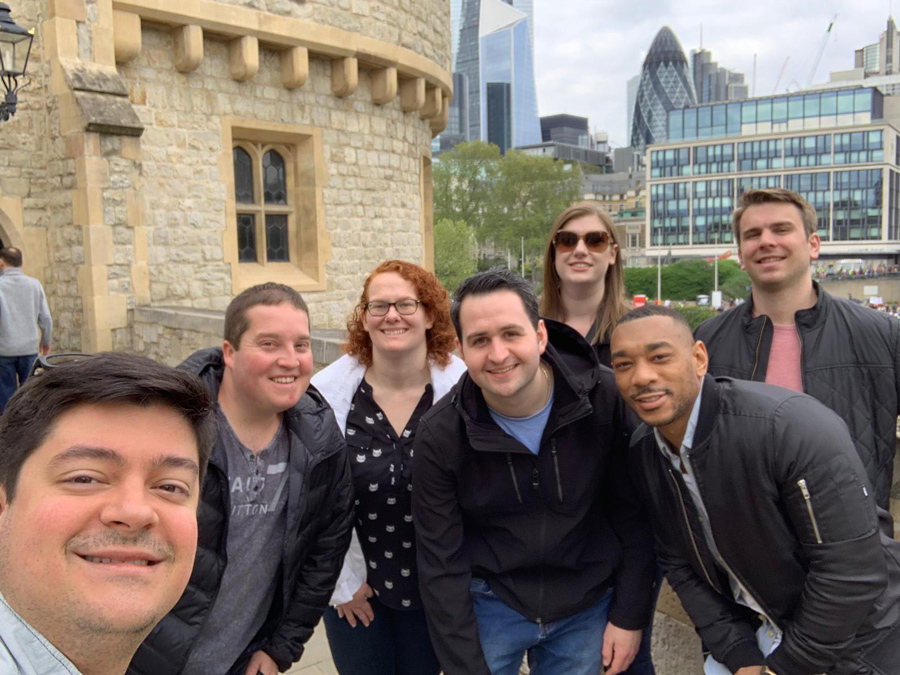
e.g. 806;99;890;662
183;406;290;675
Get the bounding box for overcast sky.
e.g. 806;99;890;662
531;0;895;147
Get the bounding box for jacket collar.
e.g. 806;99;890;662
454;341;594;454
686;374;721;454
743;280;829;332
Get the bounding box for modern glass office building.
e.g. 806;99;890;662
646;86;900;260
455;0;541;153
631;27;697;156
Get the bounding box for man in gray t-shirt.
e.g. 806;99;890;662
184;411;290;675
129;285;354;675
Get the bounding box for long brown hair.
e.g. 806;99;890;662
540;202;630;344
344;260;456;368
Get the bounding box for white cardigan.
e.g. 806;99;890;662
311;353;467;605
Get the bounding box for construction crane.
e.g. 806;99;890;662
807;15;838;87
773;56;790;94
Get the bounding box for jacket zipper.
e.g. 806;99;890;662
550;439;563;502
668;468;717;589
797;478;823;544
507;453;523;504
749;317;767;381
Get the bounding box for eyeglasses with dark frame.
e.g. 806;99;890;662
364;299;422;316
553;230;612;253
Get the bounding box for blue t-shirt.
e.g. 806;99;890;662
488;390;554;455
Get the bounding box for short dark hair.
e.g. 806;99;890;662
0;247;23;267
732;188;817;244
615;304;693;336
224;283;310;348
451;268;539;338
0;352;216;501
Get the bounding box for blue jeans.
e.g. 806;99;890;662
323;597;440;675
0;354;36;414
623;565;663;675
470;578;612;675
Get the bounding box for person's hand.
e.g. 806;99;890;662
601;622;642;674
336;581;375;628
40;344;50;356
244;650;278;675
734;668;766;675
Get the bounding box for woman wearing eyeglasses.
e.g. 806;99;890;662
540;202;631;367
311;260;466;675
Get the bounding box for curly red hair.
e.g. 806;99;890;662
344;260;456;368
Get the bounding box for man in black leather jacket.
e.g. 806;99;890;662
695;188;899;518
130;283;354;675
611;305;900;675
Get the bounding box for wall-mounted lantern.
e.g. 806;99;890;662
0;3;33;122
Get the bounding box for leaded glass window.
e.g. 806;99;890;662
233;143;294;264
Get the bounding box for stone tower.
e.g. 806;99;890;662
0;0;452;358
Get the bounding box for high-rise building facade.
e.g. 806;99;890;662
455;0;540;153
691;48;749;104
541;114;590;146
646;86;900;263
626;74;640;144
631;26;697;156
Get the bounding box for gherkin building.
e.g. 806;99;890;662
630;26;696;156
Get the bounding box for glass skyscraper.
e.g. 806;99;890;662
631;26;696;156
454;0;541;153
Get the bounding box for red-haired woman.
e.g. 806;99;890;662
312;260;466;675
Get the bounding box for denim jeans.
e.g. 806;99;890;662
470;578;612;675
0;354;36;414
322;597;440;675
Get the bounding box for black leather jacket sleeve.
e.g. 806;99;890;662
766;396;887;675
264;433;355;671
412;419;492;675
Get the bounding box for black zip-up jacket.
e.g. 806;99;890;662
694;283;900;514
412;320;656;675
630;376;900;675
129;348;354;674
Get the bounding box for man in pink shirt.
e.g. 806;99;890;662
695;188;900;525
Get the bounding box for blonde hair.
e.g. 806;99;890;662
540;202;630;344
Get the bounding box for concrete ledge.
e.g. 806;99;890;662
133;305;345;366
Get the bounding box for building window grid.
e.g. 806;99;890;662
737;175;783;198
651;148;691;178
671;88;878;142
233;142;294;264
833;130;884;165
832;169;883;241
784;134;832;168
784;172;832;241
650;182;691;246
692;179;735;245
692;143;735;175
890;170;900;241
737;139;782;172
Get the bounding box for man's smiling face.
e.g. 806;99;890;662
0;402;200;642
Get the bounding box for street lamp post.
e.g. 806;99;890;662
0;2;33;122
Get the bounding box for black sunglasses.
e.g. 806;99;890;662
553;230;611;253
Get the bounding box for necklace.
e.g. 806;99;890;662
540;363;553;407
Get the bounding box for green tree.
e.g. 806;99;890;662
434;218;477;293
434;142;583;270
434;142;501;234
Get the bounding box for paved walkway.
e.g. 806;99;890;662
285;621;337;674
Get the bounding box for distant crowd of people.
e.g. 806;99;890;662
0;188;898;675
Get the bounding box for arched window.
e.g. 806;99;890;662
233;144;293;263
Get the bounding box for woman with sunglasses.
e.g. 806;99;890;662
311;260;466;675
541;203;659;675
540;202;631;367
